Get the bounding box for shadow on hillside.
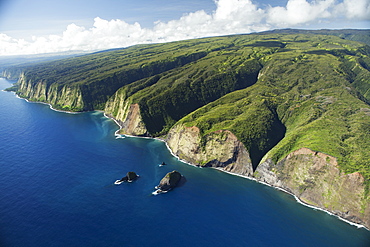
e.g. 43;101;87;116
250;114;286;171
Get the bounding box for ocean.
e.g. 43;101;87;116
0;78;369;247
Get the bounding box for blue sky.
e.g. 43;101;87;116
0;0;369;56
0;0;217;38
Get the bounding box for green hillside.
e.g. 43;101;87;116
179;41;370;178
10;30;370;187
261;29;370;46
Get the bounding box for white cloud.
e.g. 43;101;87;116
267;0;336;26
335;0;370;19
0;0;369;56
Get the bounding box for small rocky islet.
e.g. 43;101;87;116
114;169;185;195
154;170;185;194
114;171;139;184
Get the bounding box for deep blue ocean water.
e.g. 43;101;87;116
0;78;369;247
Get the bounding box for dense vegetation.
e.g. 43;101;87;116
262;29;370;46
176;34;370;186
9;30;370;188
107;47;263;135
0;52;86;80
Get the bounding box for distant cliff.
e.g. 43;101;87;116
13;47;209;111
17;73;85;111
1;68;23;80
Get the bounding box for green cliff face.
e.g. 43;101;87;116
8;30;370;228
13;42;210;111
104;47;262;136
1;68;23;80
17;73;85;111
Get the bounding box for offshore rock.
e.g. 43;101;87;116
255;147;370;229
115;171;139;184
125;171;139;181
166;125;253;176
155;170;183;192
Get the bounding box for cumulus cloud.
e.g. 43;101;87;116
1;0;369;56
335;0;370;19
267;0;335;26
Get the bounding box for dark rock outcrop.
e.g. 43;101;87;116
155;170;183;192
126;171;139;181
115;171;139;184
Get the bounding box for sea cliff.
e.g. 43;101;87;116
163;124;370;229
104;89;149;136
106;101;369;228
8;31;370;229
1;68;23;80
17;73;85;111
166;125;253;176
256;148;370;229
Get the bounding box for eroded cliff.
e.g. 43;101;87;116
166;124;370;228
1;68;23;80
17;73;85;111
255;148;370;228
166;125;253;176
105;99;148;136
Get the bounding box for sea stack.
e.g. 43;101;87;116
155;170;183;193
126;171;139;181
114;171;139;184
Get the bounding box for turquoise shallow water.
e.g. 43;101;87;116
0;78;369;247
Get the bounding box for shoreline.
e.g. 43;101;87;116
14;93;81;114
102;113;370;231
8;90;369;231
211;167;369;231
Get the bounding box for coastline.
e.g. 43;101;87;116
103;112;370;231
211;167;369;231
167;140;369;231
7;90;369;231
15;93;81;115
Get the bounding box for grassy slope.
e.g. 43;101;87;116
262;29;370;46
11;31;370;185
18;40;212;109
106;37;267;135
19;36;264;110
176;34;370;184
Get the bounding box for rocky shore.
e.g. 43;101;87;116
11;79;370;230
105;111;370;230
